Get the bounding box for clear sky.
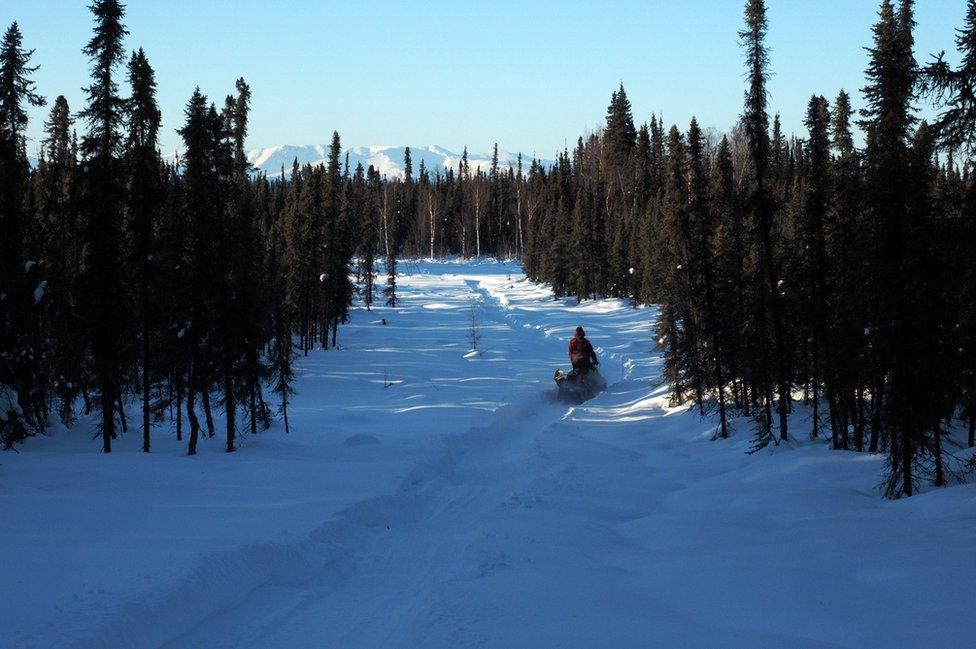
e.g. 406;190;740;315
9;0;968;157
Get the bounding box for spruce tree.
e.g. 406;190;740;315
177;88;220;455
740;0;791;442
36;95;82;426
711;134;750;413
323;131;353;348
360;164;380;310
0;22;46;447
801;95;835;444
860;0;920;496
688;118;730;438
829;89;868;450
125;48;162;453
921;1;976;449
489;143;500;253
653;125;704;407
270;239;294;434
604;83;637;176
923;2;976;153
384;247;398;307
226;78;270;435
78;0;128;453
962;173;976;449
904;122;950;486
395;144;416;254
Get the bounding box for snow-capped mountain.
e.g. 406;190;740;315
193;144;546;179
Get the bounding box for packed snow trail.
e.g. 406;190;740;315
2;261;975;649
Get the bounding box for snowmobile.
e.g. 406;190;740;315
554;365;607;404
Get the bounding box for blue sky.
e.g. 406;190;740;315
10;0;967;156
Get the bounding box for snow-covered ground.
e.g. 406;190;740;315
2;260;974;649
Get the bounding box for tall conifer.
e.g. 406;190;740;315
78;0;128;453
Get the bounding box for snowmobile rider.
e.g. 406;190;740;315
568;326;599;374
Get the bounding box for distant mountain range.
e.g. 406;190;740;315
27;145;550;179
165;144;550;179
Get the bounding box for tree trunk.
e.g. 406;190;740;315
428;194;435;260
854;385;865;452
969;369;976;448
142;354;151;452
202;389;215;437
516;185;524;258
82;387;92;415
901;423;913;497
475;194;481;258
100;383;113;453
116;392;127;435
224;364;235;453
257;388;271;430
811;341;820;441
868;384;883;453
249;380;257;436
282;396;290;435
187;383;199;455
142;273;151;452
174;373;183;442
933;421;946;487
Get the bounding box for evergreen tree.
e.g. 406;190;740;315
270;245;294;435
323;130;353;348
860;0;921;496
921;1;976;449
829;89;868;451
604;83;637;177
923;2;976;153
360;164;380;309
489;143;501;252
77;0;128;453
384;247;398;307
710;135;749;415
740;0;791;443
800;95;834;443
124;48;162;453
177;88;222;455
962;174;976;449
396;144;416;253
904;122;950;487
35;95;82;426
0;21;46;447
653;126;702;407
688;118;730;438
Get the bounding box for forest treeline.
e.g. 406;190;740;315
448;0;973;498
1;0;974;497
0;1;357;456
520;0;976;498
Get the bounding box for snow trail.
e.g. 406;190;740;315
55;280;556;647
70;270;602;648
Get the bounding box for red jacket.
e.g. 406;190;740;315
569;336;597;366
